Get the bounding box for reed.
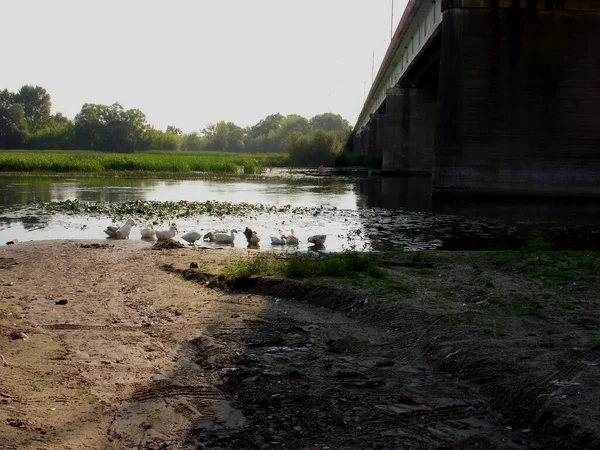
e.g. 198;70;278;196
0;150;289;175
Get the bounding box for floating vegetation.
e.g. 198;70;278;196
37;199;322;223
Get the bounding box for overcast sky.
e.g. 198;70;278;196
2;0;409;132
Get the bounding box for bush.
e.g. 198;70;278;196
283;130;343;166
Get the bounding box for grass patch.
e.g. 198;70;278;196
226;252;386;280
0;150;288;175
375;278;415;296
512;300;541;317
559;300;577;311
281;365;304;378
538;269;575;285
406;268;439;276
410;252;449;265
326;335;369;354
0;305;22;320
484;239;599;287
473;276;494;289
226;254;288;278
224;252;415;297
586;333;600;346
484;237;552;264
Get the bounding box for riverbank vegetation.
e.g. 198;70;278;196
1;85;353;167
0;150;288;175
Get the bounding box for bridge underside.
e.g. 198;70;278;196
355;0;600;197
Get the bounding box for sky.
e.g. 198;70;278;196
2;0;409;132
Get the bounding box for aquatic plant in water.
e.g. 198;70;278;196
37;199;323;223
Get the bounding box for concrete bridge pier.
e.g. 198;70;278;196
433;0;600;197
382;86;436;174
365;113;385;161
355;126;369;158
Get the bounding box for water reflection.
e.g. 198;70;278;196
0;174;598;251
356;176;432;212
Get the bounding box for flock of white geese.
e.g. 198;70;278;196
103;219;327;248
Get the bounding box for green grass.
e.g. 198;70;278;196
224;252;418;297
281;365;304;378
484;238;599;286
226;252;386;279
409;252;450;264
512;300;542;317
406;268;439;276
0;150;289;175
326;335;369;354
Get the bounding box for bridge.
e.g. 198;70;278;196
351;0;600;197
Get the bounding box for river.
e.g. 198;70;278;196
0;170;599;251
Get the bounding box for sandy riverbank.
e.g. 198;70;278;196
0;240;598;449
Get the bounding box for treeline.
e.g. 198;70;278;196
0;85;352;165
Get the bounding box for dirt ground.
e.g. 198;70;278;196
0;240;598;450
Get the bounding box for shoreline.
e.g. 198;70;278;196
0;240;598;448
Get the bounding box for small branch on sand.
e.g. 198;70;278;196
1;354;14;367
445;350;460;359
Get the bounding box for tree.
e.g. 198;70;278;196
139;127;180;151
53;112;69;124
0;103;29;148
284;129;343;166
278;114;310;138
74;102;149;152
28;120;74;150
74;103;104;150
247;113;283;140
309;112;351;133
202;121;235;150
166;125;182;136
14;85;52;132
181;132;204;151
226;122;245;152
0;89;14;109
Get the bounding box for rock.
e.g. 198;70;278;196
55;299;68;305
189;262;199;269
10;331;29;340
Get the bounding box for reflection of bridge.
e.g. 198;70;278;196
351;0;600;197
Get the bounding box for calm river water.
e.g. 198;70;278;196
1;170;599;252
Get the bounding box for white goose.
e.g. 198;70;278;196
285;229;299;246
104;218;136;240
140;224;156;240
307;234;326;247
181;230;202;246
203;230;227;242
214;229;238;245
270;234;286;245
155;223;178;241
